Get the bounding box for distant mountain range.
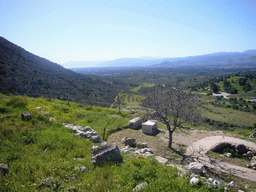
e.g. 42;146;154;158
64;50;256;69
0;37;127;106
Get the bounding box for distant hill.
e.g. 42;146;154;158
0;37;126;106
66;50;256;70
150;51;256;68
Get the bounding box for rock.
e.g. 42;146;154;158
79;166;87;172
38;182;45;188
237;190;244;192
226;153;232;158
122;137;136;147
190;177;200;185
72;174;77;179
227;181;235;187
144;152;154;157
186;162;204;174
91;143;122;165
0;163;8;175
65;186;76;191
128;117;142;130
251;156;256;167
140;148;153;154
91;135;101;143
155;156;168;165
235;144;247;154
249;132;256;138
137;142;148;149
133;182;148;191
212;179;221;188
243;151;255;159
21;112;32;121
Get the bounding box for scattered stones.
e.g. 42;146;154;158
251;156;256;168
91;142;122;165
21;112;32;121
249;132;256;139
122;137;136;147
74;166;87;172
133;182;148;191
0;163;8;175
212;179;221;188
190;177;200;185
137;142;148;149
226;153;232;158
128;117;142;130
0;115;14;121
186;162;204;174
155;156;168;165
62;123;101;143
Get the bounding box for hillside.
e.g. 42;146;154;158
0;37;127;107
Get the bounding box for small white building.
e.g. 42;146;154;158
142;120;158;135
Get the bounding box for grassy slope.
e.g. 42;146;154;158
0;94;223;192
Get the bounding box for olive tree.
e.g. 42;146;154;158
146;82;200;148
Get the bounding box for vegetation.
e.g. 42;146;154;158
145;82;200;148
0;94;229;191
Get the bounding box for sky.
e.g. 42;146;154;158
1;0;256;66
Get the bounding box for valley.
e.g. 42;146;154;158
1;37;256;191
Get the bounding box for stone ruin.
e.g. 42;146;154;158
91;142;122;165
142;120;158;135
210;141;256;170
128;117;142;130
62;123;101;143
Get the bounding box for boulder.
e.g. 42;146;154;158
213;179;221;188
251;156;256;168
190;177;199;185
133;182;148;191
155;156;168;165
122;137;136;147
235;144;247;154
137;142;148;149
0;163;8;175
91;143;122;165
128;117;142;130
186;162;204;174
21;112;32;121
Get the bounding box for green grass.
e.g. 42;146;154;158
202;102;256;127
1;94;229;191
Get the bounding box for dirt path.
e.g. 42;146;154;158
186;136;256;182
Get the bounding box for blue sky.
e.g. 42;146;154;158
1;0;256;65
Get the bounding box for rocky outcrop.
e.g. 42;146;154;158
62;124;101;143
0;163;8;175
91;142;122;165
186;162;204;174
122;137;136;147
21;112;32;121
133;182;148;191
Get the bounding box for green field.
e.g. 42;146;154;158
0;94;229;191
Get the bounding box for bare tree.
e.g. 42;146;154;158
147;82;200;148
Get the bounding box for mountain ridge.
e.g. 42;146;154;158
0;36;126;106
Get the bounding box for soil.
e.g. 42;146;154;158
107;127;256;182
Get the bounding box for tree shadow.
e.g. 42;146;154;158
170;147;194;164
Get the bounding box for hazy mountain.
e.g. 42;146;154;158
150;50;256;68
0;37;127;106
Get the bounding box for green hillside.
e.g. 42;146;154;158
0;94;229;191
